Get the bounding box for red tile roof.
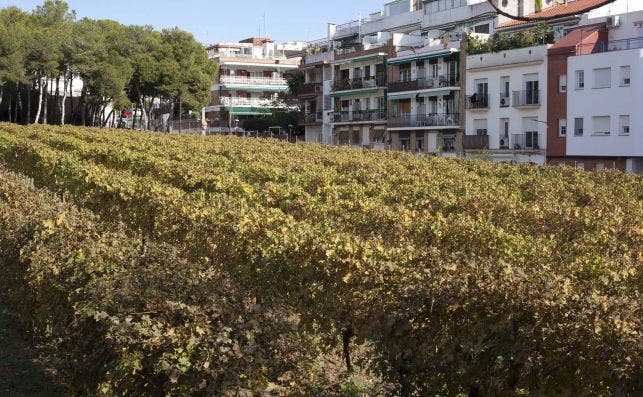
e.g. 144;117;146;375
549;23;606;49
498;0;614;29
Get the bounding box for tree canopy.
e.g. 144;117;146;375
0;0;216;129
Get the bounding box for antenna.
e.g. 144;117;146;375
264;12;267;38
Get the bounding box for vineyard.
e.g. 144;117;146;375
0;122;641;396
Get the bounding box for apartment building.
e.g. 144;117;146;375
465;44;550;164
205;38;302;131
563;10;643;172
330;34;391;148
387;36;462;154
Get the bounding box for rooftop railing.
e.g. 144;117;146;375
576;36;643;55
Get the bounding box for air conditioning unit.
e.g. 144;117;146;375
607;16;621;28
499;137;509;148
500;96;509;107
623;126;630;134
315;84;323;93
623;77;631;85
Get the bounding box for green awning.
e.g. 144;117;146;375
389;51;453;65
418;89;453;98
230;107;272;115
388;93;416;100
330;88;380;98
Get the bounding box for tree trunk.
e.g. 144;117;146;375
168;100;175;133
15;83;21;124
34;77;45;124
80;87;86;126
54;76;60;122
0;85;4;108
26;83;32;124
138;96;148;131
342;325;354;373
132;103;139;130
61;75;68;126
8;97;12;123
178;98;182;134
43;78;50;125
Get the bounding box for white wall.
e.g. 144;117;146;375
465;45;549;164
566;48;643;157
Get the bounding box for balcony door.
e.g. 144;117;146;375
525;80;539;105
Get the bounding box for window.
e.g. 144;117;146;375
399;64;411;82
620;65;631;86
576;162;585;170
620;115;630;135
593;68;611;89
474;23;490;34
574;118;584;136
474;119;488;136
559;74;567;92
500;76;510;106
595;163;605;171
499;118;510;148
576;70;585;89
559;118;567;137
592;116;611;135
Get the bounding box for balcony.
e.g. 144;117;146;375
334;20;360;38
333;109;386;123
221;97;277;108
463;135;489;150
499;94;510;108
577;36;643;55
334;43;388;61
512;90;540;108
299;111;323;124
512;132;541;150
219;75;288;87
466;94;489;110
388;74;459;93
299;82;323;96
332;75;386;92
388;113;459;128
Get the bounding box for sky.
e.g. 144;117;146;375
0;0;386;44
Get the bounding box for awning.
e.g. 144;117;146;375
330;88;380;98
418;89;453;98
389;51;454;65
388;93;416;100
230;107;272;115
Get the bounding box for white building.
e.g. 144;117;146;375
205;38;302;132
566;10;643;172
465;44;550;164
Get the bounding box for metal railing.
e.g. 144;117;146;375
211;51;288;61
335;42;387;56
512;132;541;150
332;75;386;91
220;75;288;86
335;20;361;37
466;94;489;109
299;82;323;96
576;36;643;55
388;113;459;128
221;97;277;107
499;94;511;108
300;111;323;123
333;109;386;122
463;135;489;150
512;90;540;107
388;75;459;92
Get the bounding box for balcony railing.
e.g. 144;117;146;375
299;82;323;96
463;135;489;150
499;94;511;108
221;97;277;107
388;75;460;93
333;109;386;122
388;113;460;128
512;90;540;107
334;20;360;37
220;75;288;86
466;94;489;110
211;51;288;61
300;111;323;124
577;36;643;55
332;75;386;91
512;132;541;150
